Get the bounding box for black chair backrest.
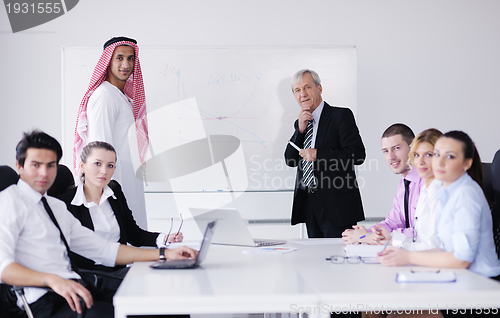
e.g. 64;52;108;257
483;162;494;204
0;166;19;192
492;150;500;193
489;150;500;259
47;164;75;197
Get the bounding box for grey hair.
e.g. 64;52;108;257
291;69;321;91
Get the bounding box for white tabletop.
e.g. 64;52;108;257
282;241;500;316
114;239;500;318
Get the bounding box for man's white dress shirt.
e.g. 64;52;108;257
0;179;119;305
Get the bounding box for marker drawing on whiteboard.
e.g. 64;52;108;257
288;141;302;152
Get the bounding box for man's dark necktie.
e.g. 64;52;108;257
302;120;314;186
41;197;79;274
41;197;90;317
404;179;411;228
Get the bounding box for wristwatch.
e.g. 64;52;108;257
159;247;166;262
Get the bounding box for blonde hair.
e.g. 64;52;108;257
408;128;443;166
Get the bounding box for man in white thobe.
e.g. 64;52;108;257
74;36;149;228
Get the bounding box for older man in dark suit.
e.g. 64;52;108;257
284;69;366;238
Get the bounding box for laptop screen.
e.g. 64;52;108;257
195;220;217;265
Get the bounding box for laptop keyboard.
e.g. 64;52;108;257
151;259;196;269
254;239;287;246
255;240;275;246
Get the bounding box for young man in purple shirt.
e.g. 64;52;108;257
342;123;424;244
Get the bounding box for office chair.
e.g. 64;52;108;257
0;165;19;192
491;150;500;259
492;150;500;197
483;162;494;204
48;164;76;197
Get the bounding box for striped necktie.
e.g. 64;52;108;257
302;120;314;187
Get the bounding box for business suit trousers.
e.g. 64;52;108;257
302;188;355;238
30;289;191;318
31;291;113;318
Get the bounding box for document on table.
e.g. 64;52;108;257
243;247;299;254
291;238;344;245
344;245;385;257
167;241;201;250
396;270;456;283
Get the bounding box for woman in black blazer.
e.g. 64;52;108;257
60;141;188;316
59;141;183;273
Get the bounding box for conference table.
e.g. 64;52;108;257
114;239;500;317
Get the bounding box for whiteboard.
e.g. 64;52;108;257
62;46;357;192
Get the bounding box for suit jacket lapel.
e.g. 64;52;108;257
315;102;332;148
79;205;95;231
108;195;127;244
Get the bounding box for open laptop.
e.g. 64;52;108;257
190;208;286;247
150;220;217;269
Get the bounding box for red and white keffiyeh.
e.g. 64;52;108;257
73;40;149;172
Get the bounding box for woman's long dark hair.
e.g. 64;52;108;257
442;131;484;192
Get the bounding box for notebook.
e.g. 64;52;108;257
396;270;456;283
190;208;286;247
150;220;217;269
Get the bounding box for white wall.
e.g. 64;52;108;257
1;0;499;220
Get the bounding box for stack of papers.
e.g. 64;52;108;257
292;238;344;245
344;245;385;257
243;247;299;254
396;270;456;283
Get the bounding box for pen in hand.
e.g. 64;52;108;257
379;241;390;256
359;232;373;240
359;228;381;240
288;141;302;152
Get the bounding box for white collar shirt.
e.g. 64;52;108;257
310;100;324;149
71;185;120;244
300;100;324;188
392;178;442;251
